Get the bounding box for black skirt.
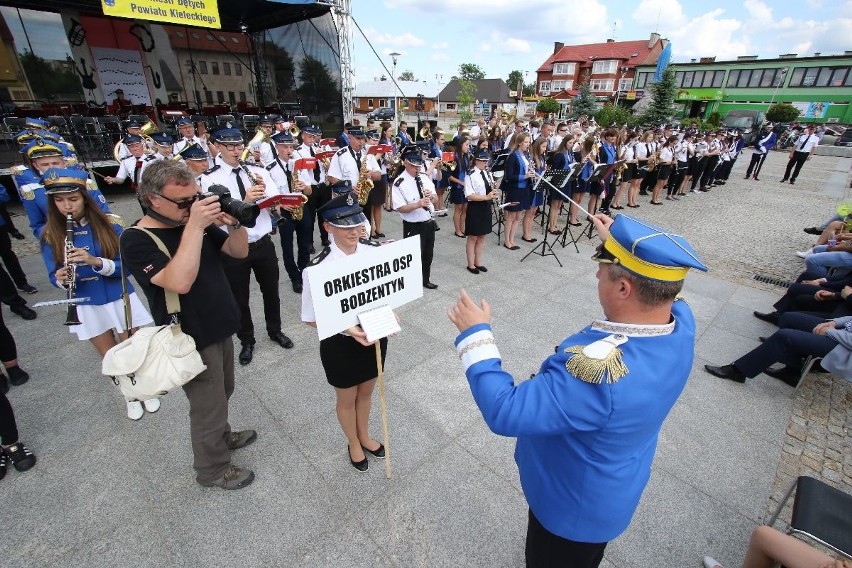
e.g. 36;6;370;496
465;199;491;236
656;164;672;180
635;160;648;179
367;177;387;206
320;334;389;389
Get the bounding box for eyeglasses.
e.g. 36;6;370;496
218;143;245;150
155;192;199;209
558;129;568;133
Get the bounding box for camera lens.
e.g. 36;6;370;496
204;184;261;228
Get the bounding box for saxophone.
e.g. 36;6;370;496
355;155;374;206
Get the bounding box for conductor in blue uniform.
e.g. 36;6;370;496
448;213;707;567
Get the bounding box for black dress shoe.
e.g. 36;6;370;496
704;364;746;383
475;266;487;272
17;283;37;294
758;336;767;343
348;445;368;472
9;304;36;320
752;311;780;325
763;366;799;386
362;443;385;459
6;366;29;386
292;281;303;293
803;227;822;235
780;178;788;183
239;343;254;366
269;331;294;349
466;266;479;274
423;281;438;289
10;230;24;240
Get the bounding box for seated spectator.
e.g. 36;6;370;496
754;281;852;325
704;312;852;386
801;240;852;278
703;524;851;568
797;219;852;257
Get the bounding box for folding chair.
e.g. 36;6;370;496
767;475;852;560
795;356;822;390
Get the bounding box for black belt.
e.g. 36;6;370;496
403;219;431;225
248;234;271;250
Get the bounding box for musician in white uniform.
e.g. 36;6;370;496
326;127;381;223
172;117;209;157
391;148;438;289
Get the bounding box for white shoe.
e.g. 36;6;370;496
691;189;699;194
703;556;723;568
126;401;144;421
143;398;161;413
794;250;810;258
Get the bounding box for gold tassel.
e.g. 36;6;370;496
564;345;629;385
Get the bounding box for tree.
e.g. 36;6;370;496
20;50;83;101
767;102;800;123
457;78;477;125
297;55;338;115
261;40;296;101
571;71;597;118
640;65;678;126
507;70;524;94
536;97;559;115
458;63;485;82
398;70;415;81
595;103;632;127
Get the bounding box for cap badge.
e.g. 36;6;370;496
346;193;354;206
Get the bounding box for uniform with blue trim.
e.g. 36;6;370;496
14;140;109;238
452;214;707;563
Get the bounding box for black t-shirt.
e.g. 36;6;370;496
120;225;241;350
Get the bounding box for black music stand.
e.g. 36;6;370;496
489;153;509;244
521;169;576;265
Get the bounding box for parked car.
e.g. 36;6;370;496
367;107;395;120
819;125;846;146
834;128;852;147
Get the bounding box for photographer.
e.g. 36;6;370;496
120;160;256;490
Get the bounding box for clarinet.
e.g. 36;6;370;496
63;214;82;326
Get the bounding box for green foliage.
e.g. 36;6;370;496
457;79;477;125
766;102;800;123
398;70;416;81
571;71;597;118
458;63;485;81
706;111;722;127
536;97;560;114
298;55;338;112
640;65;677;126
262;40;296;100
507;70;524;93
19;50;83;101
595;103;633;127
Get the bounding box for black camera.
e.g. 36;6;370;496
201;184;260;228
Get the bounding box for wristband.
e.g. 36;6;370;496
231;221;242;230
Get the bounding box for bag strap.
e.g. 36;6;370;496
124;226;183;319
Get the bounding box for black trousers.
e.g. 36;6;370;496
525;510;607;568
783;151;809;181
309;183;331;245
0;228;29;288
0;204;19;233
278;210;313;285
699;155;719;188
745;152;768;178
0;306;19;445
222;235;282;345
690;158;708;189
667;162;687;195
402;219;436;284
733;312;837;377
774;283;838;315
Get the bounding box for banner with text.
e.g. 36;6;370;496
101;0;221;29
306;238;423;340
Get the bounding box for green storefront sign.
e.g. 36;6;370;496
675;88;724;101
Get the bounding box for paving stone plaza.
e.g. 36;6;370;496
1;149;849;567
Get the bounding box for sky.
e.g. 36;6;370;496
3;1;851;87
350;0;852;86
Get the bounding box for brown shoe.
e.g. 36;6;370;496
198;465;255;490
224;430;257;450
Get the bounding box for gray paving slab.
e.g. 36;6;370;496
1;152;849;566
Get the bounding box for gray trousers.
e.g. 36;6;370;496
182;338;235;483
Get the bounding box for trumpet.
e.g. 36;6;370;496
63;214;82;326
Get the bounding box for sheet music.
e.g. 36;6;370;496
358;305;401;343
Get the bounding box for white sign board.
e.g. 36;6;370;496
91;47;152;106
306;237;423;340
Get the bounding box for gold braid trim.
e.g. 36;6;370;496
458;337;496;360
564;345;628;385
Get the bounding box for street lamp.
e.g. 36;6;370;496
435;74;443;119
389;51;401;118
768;67;788;109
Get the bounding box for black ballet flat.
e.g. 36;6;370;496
569;222;582;227
467;266;480;274
362;443;386;459
348;445;368;472
475;266;488;273
521;237;537;243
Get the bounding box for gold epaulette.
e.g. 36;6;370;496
106;213;126;228
564;334;629;384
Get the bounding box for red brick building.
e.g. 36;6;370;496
535;33;668;113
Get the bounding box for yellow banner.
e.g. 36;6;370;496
101;0;221;29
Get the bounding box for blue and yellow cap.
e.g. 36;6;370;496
41;168;88;195
593;215;707;282
318;191;366;228
22;139;63;159
25;117;48;129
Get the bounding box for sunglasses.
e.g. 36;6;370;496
155;192;199;209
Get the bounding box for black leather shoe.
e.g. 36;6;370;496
803;227;822;235
753;311;779;325
348;445;368;472
704;364;746;383
780;178;788;183
6;366;29;386
10;230;24;240
9;304;36;320
269;331;294;349
758;336;767;343
239;343;254;366
763;366;799;386
17;284;37;294
292;281;303;293
362;443;385;459
423;281;438;289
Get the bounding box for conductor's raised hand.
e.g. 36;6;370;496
187;193;222;230
589;213;614;243
448;289;491;332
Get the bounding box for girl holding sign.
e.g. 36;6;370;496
301;193;389;472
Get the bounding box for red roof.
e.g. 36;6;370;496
537;39;661;72
164;25;251;54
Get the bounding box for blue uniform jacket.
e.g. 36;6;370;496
13;166;110;239
41;219;131;306
502;149;529;190
455;299;695;543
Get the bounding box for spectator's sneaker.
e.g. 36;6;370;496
6;442;36;472
794;250;810;259
197;465;255;490
0;449;7;480
6;366;28;387
224;430;257;450
126;401;144;421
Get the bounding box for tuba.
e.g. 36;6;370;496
241;126;270;162
113;119;157;162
